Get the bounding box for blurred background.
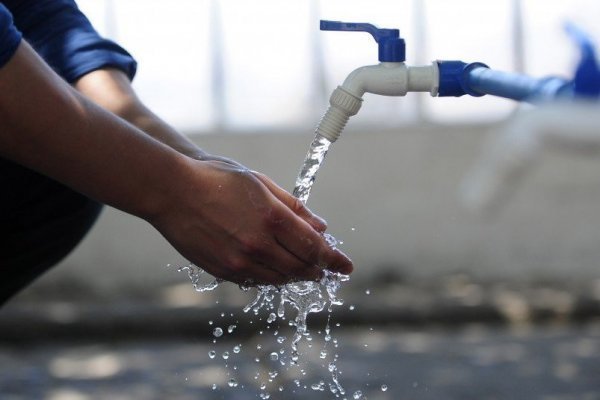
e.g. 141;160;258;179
2;0;600;399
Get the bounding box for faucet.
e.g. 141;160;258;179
314;20;439;143
314;20;600;144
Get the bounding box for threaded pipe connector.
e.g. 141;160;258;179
315;86;363;142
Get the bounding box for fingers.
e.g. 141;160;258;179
271;210;353;276
258;243;325;282
253;172;328;232
254;172;353;276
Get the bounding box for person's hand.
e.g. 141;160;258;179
194;153;330;233
149;158;353;285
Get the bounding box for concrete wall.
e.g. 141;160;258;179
29;124;600;296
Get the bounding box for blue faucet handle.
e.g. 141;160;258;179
564;22;600;99
320;20;406;62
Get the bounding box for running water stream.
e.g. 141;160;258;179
176;133;355;398
292;134;333;203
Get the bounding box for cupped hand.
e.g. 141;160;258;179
151;158;353;285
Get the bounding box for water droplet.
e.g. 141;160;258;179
349;305;355;311
256;344;262;350
213;327;223;337
365;289;370;295
270;352;279;361
208;350;216;359
267;313;277;323
351;227;356;231
233;345;241;354
320;350;327;359
222;351;230;360
228;324;236;333
277;336;286;344
228;378;238;388
260;383;267;390
311;381;326;391
353;390;363;399
269;371;278;379
255;357;260;363
212;383;217;390
208;320;213;325
279;386;284;391
381;384;388;392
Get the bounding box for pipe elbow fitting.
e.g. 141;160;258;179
341;62;439;98
341;63;408;97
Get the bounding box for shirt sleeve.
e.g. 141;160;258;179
3;0;137;83
0;4;22;69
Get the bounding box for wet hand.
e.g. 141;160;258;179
151;159;353;285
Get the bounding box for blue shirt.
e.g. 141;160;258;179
0;0;136;82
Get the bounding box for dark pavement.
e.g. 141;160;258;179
1;274;600;399
1;321;600;399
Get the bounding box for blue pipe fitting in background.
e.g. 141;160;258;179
437;60;489;97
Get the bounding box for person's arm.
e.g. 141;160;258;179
74;68;210;160
0;41;353;284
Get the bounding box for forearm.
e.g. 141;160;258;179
0;42;188;220
74;68;208;160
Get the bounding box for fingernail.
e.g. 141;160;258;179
313;216;327;231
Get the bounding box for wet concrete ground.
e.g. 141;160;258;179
1;321;600;400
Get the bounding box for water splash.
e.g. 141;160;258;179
177;264;221;292
243;266;348;367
